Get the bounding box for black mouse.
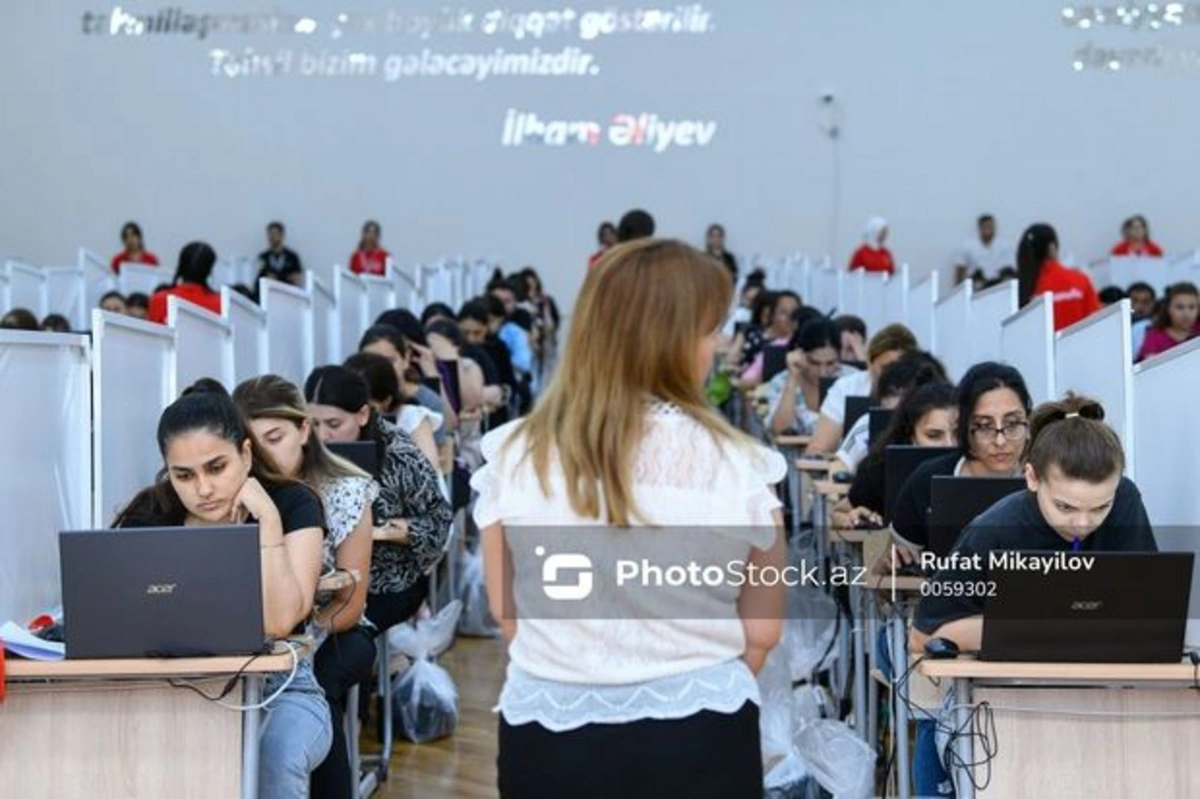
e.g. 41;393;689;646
832;470;854;484
924;638;960;659
854;519;883;530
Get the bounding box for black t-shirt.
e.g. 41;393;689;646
913;477;1157;634
890;452;961;547
257;247;303;283
115;480;324;534
847;457;886;516
461;343;500;386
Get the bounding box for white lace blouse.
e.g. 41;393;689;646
470;402;786;730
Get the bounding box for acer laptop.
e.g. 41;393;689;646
882;445;958;522
59;526;266;659
981;552;1193;663
927;476;1027;557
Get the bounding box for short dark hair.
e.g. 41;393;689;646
42;314;71;332
954;361;1033;459
1098;285;1126;305
100;290;126;306
1127;281;1156;298
977;214;995;227
0;308;40;330
458;299;491;326
792;319;840;353
126;292;150;310
833;314;867;339
617;209;655;242
266;221;285;234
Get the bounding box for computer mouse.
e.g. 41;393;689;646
854;519;883;530
832;470;854;484
924;637;960;659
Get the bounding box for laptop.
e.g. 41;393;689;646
844;395;872;433
927;477;1026;557
762;345;788;383
59;526;266;659
327;440;379;476
868;408;894;443
981;552;1194;663
883;446;958;522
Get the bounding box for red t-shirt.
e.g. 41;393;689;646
147;283;222;324
110;250;160;274
848;246;894;276
1111;240;1164;257
1033;260;1101;331
350;249;390;276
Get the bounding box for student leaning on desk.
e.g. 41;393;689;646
112;380;333;799
910;394;1157;653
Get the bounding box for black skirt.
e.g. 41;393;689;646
497;701;762;799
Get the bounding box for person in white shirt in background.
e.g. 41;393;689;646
475;238;785;799
955;214;1014;285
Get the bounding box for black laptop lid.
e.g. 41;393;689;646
762;345;788;383
927;477;1026;557
59;526;265;659
819;376;837;405
981;552;1193;663
844;395;871;433
868;408;894;443
883;446;958;523
327;441;379;476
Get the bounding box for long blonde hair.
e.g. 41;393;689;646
514;238;743;526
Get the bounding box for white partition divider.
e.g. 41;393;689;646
92;310;176;526
310;273;339;367
467;260;491;300
1099;256;1171;294
0;330;92;624
808;259;842;316
260;278;314;387
883;264;909;327
933;280;972;381
969;280;1018;364
44;266;88;331
444;258;464;308
1055;300;1135;474
78;248;116;317
334;267;369;359
3;260;48;319
852;269;888;334
907;271;939;353
362;273;397;324
222;287;268;385
1132;338;1200;646
117;262;168;298
168;296;234;390
1000;295;1056;406
395;263;422;311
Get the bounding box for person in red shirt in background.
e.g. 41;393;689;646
587;221;618;269
349;220;389;276
1018;223;1101;332
1111;214;1164;258
848;216;895;275
110;221;160;274
147;242;223;324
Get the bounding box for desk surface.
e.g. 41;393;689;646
775;434;812;448
797;457;833;473
8;651;297;680
828;527;872;545
920;658;1196;682
813;479;849;497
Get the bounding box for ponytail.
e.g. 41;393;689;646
1017;223;1058;306
1027;393;1124;482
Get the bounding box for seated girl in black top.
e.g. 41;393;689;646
911;394;1157;653
890;362;1033;561
113;380;331;799
832;380;957;529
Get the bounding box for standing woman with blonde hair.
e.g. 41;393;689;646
474;239;786;798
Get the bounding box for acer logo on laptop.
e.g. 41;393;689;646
146;583;177;595
1070;600;1102;611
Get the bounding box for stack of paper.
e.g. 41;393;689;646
0;621;64;661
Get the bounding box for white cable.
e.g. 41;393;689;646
215;640;301;712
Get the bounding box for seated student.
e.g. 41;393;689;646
766;318;857;436
126;292;150;319
1136;281;1200;362
737;292;806;388
99;291;127;315
356;324;449;447
420;302;456;326
832;314;868;366
304;366;453;632
112;381;330;799
832;380;957;529
1128;281;1157;321
147;242;223;324
257;221;305;287
488;279;535;376
832;351;948;475
110;221;160;274
427;318;499;417
232;375;376;799
891;362;1032;560
376;308;462;431
0;308;39;330
42;313;71;333
730;289;778;373
343;351;442;470
1111;214;1164;258
911;394;1157;653
805;324;919;454
459;299;517;426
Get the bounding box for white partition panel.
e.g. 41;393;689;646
363;273;397;325
853;270;888;334
809;261;843;316
0;331;92;624
883;264;909;327
3;260;48;318
933;280;972;381
1000;295;1056;406
222;287;268;385
1055;300;1135;474
310;274;338;367
907;271;938;351
78;248;116;318
117;262;168;298
260;279;314;386
395;264;422;311
334;268;369;358
45;266;88;331
92;310;176;525
168;296;234;390
970;280;1018;364
1100;256;1172;294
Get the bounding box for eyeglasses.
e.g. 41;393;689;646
970;420;1029;442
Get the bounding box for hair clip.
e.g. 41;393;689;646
1064;411;1080;419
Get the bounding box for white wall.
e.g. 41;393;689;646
3;1;1200;311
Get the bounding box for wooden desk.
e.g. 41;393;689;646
1;652;295;799
917;658;1200;799
796;457;833;473
774;434;812;449
813;479;850;498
